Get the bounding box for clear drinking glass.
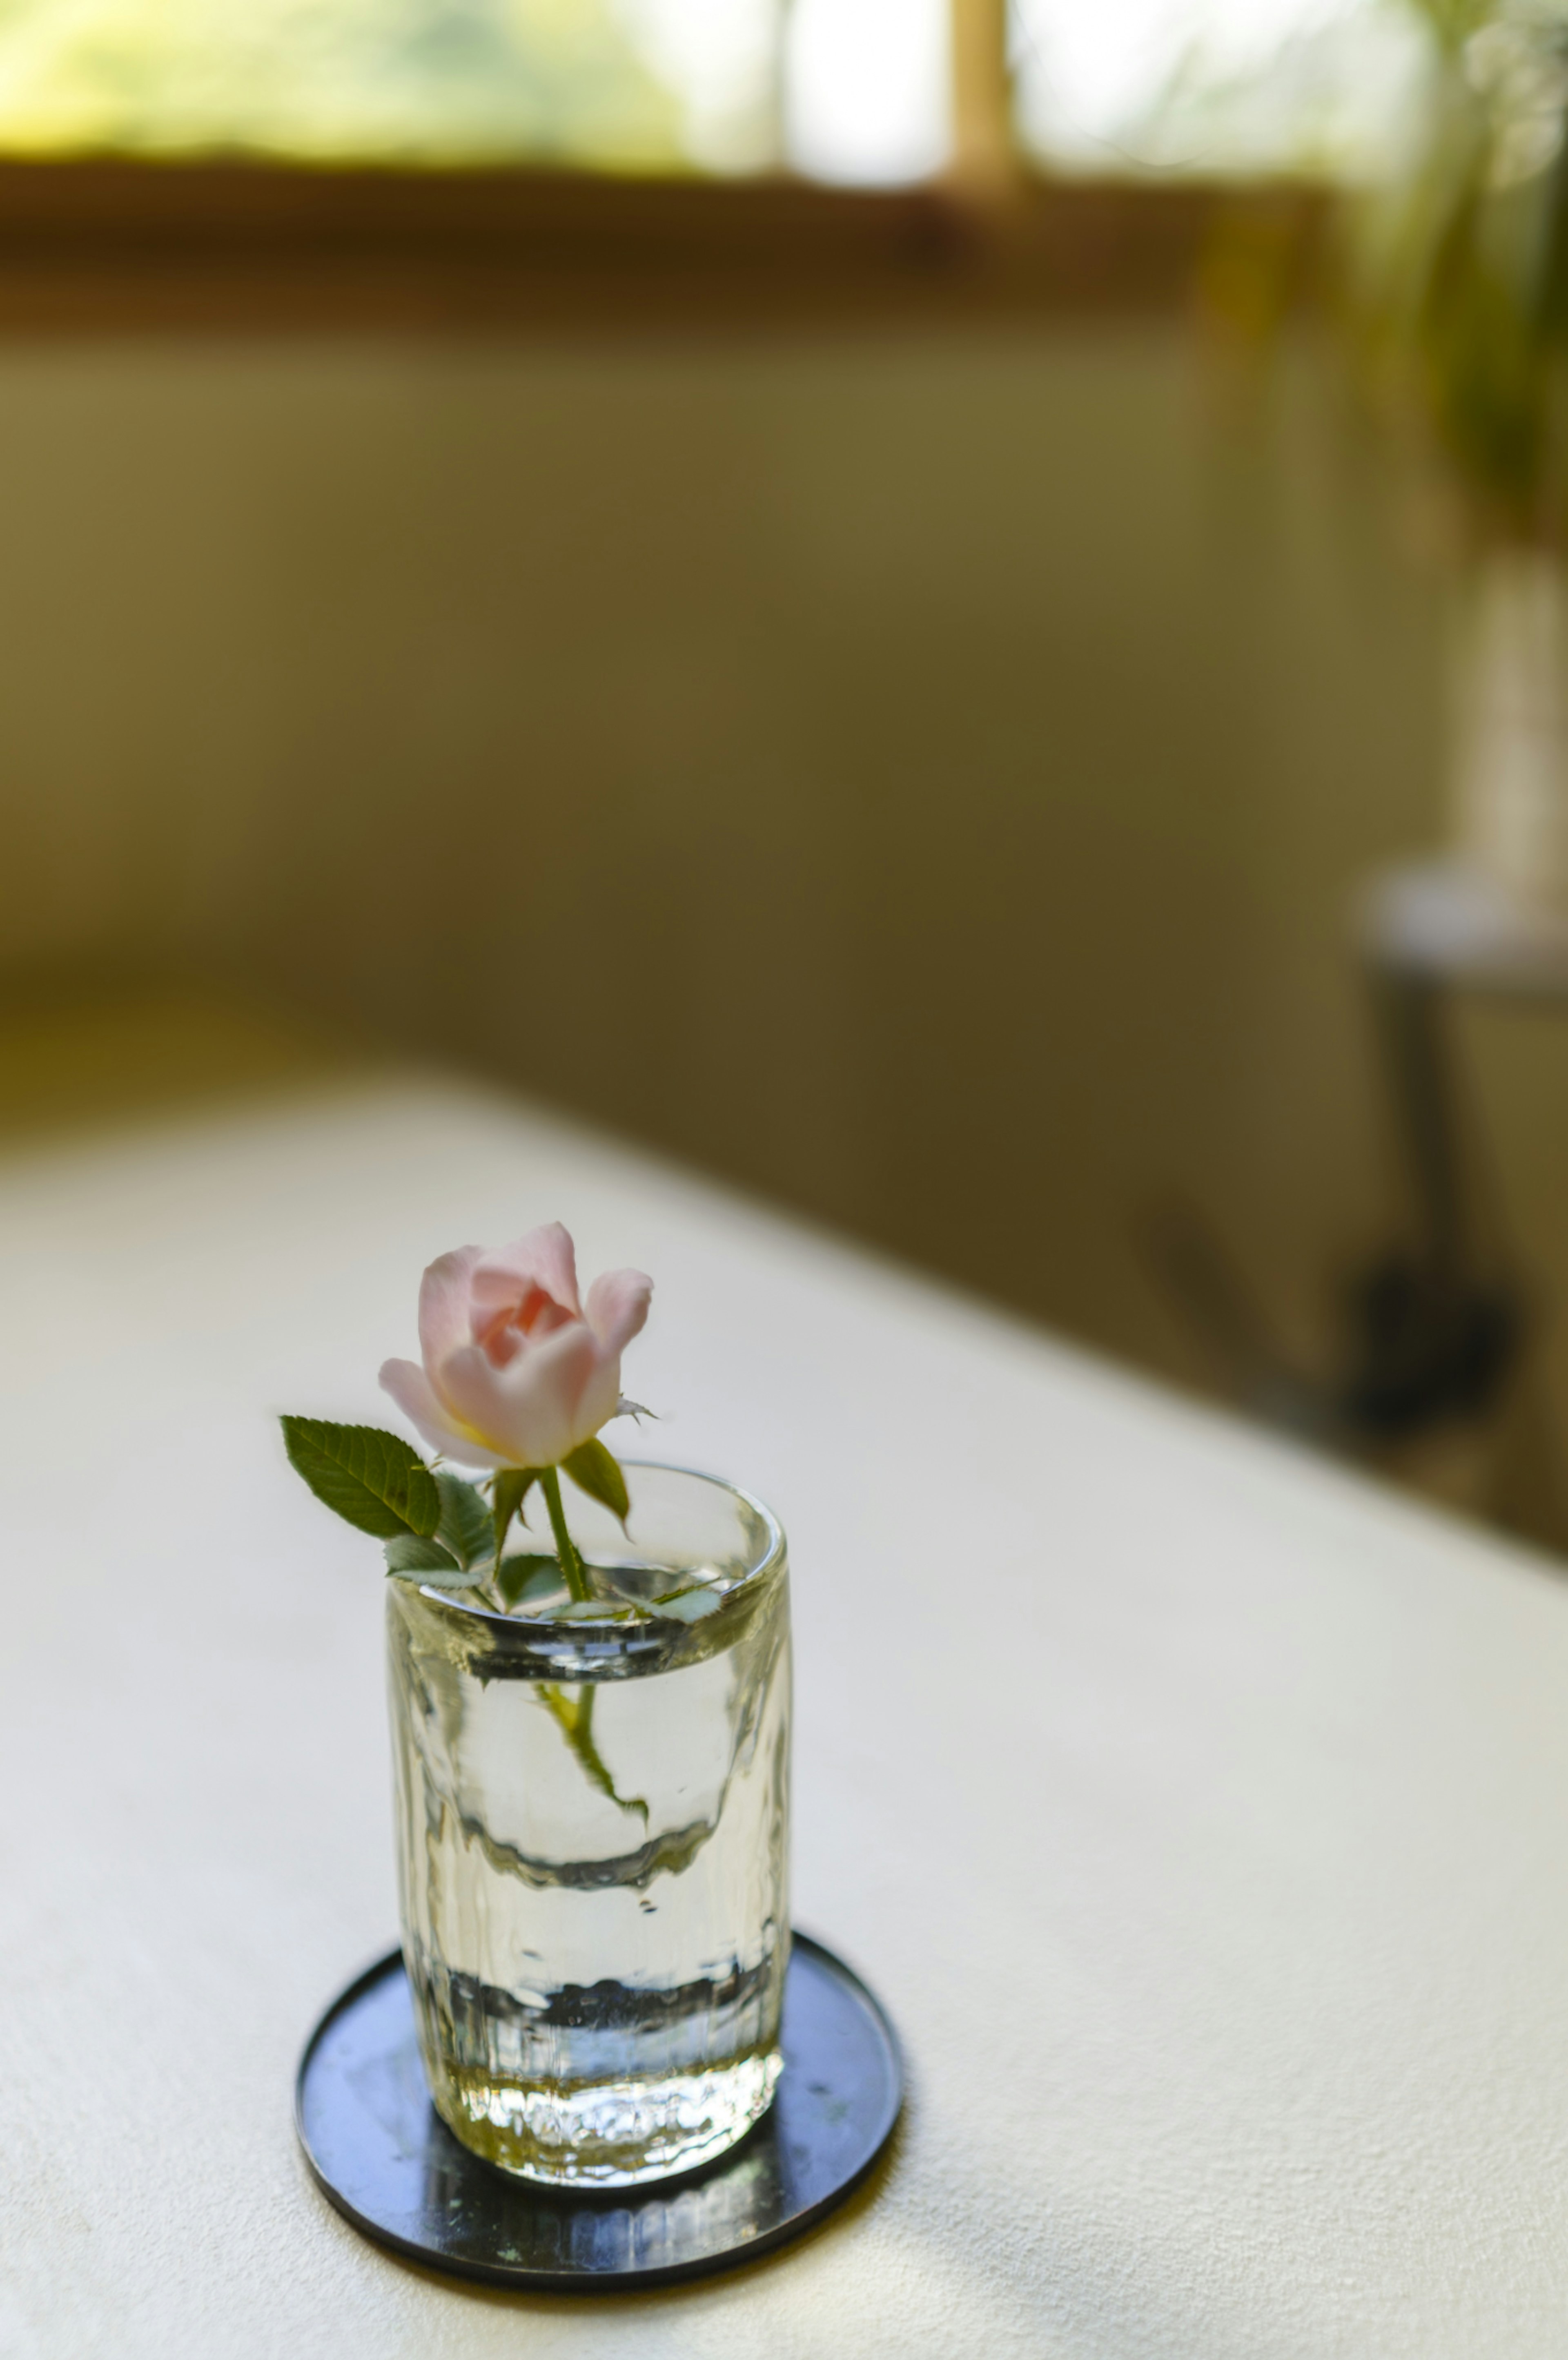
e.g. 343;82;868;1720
386;1461;791;2188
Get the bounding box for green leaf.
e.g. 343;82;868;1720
435;1471;492;1570
384;1533;481;1583
496;1553;566;1611
562;1438;630;1525
281;1417;441;1540
650;1581;724;1623
490;1466;541;1565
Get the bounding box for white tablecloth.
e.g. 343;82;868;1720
4;1055;1568;2358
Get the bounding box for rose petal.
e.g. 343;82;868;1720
574;1354;624;1442
379;1356;508;1470
440;1324;601;1468
585;1268;653;1356
471;1223;582;1322
417;1246;486;1375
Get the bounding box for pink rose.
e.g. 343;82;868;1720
379;1223;652;1471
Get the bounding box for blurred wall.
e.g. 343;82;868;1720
0;324;1467;1399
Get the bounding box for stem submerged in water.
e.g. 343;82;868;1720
539;1463;591;1602
536;1682;648;1822
530;1467;650;1817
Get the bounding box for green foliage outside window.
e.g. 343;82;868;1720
0;0;690;167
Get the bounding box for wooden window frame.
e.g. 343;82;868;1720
0;154;1322;335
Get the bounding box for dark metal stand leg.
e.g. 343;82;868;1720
1147;954;1521;1449
1336;959;1518;1441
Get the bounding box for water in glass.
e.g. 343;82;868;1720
387;1465;791;2187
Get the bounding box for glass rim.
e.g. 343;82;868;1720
406;1458;786;1631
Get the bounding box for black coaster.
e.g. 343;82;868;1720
296;1934;903;2292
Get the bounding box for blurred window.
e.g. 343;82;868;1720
0;0;783;172
1011;0;1429;179
0;0;1435;185
784;0;951;185
0;0;958;180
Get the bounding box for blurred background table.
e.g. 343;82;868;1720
4;995;1568;2359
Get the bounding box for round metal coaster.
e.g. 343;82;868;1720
295;1934;902;2292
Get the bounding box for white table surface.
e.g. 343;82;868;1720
4;1048;1568;2359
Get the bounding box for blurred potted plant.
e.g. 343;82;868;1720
1365;0;1568;910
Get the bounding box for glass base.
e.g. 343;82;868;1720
297;1940;902;2286
430;2049;784;2187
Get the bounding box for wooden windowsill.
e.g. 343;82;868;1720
0;153;1324;335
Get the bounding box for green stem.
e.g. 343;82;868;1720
539;1463;590;1603
536;1683;648;1822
